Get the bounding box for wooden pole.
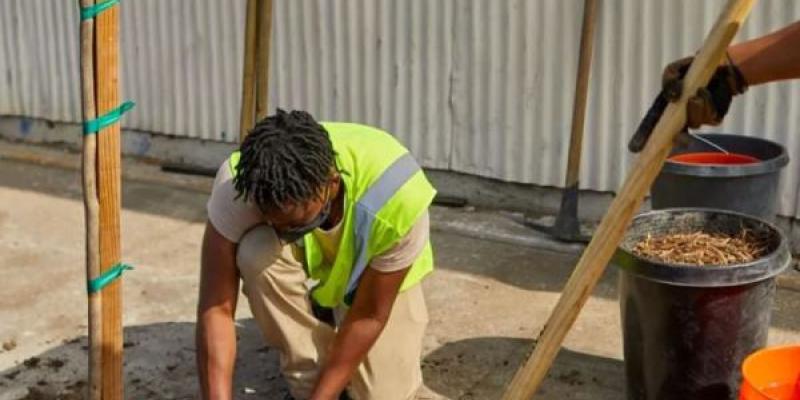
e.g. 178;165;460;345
239;0;258;140
78;1;102;398
240;0;273;141
255;0;274;122
502;0;757;398
549;0;599;240
94;0;124;398
563;0;596;192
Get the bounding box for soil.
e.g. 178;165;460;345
3;340;17;352
557;369;584;386
19;383;84;400
45;359;65;371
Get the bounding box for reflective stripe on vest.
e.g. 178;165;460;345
345;152;420;294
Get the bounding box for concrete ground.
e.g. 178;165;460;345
0;142;799;400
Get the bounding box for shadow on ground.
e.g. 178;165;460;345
430;229;620;300
0;158;208;223
0;320;625;400
423;337;624;400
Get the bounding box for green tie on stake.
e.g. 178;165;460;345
87;263;133;294
80;0;119;21
502;0;757;398
83;101;135;135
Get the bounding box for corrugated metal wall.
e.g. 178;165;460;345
0;1;82;122
121;1;245;141
0;0;245;141
1;0;799;217
268;0;455;169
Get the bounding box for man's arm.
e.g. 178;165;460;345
729;20;800;86
196;221;240;400
309;266;410;400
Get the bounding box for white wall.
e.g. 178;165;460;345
1;0;798;216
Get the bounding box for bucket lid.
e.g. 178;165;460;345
614;208;791;287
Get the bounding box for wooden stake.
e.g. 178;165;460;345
255;0;274;121
239;0;258;140
502;1;756;398
563;0;596;195
78;1;101;398
546;0;598;241
94;1;124;398
240;0;273;141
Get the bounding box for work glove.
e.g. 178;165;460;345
628;55;749;152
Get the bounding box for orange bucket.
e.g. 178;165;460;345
740;345;800;400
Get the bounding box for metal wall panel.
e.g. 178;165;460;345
450;0;583;187
1;0;799;217
0;0;246;141
120;0;245;141
267;0;454;169
0;0;81;121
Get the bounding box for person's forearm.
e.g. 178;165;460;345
729;20;800;86
310;316;387;400
197;310;237;400
197;222;241;399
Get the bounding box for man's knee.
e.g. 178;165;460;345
236;225;282;281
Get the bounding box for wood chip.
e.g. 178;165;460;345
632;229;769;266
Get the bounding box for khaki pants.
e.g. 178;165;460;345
237;225;429;400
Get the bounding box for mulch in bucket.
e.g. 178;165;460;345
632;229;770;266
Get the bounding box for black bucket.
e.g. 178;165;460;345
651;134;789;221
614;209;791;400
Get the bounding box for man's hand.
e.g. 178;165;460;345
309;266;410;400
196;222;241;400
629;56;748;152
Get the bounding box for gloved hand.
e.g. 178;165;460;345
663;56;749;127
628;55;749;152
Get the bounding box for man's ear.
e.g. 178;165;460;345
327;171;341;190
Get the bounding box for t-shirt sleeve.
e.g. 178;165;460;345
369;210;430;272
206;158;263;243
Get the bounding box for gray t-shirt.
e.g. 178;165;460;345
206;158;429;272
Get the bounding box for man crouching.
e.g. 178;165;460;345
196;109;435;400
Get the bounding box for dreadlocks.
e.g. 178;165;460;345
234;109;335;212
